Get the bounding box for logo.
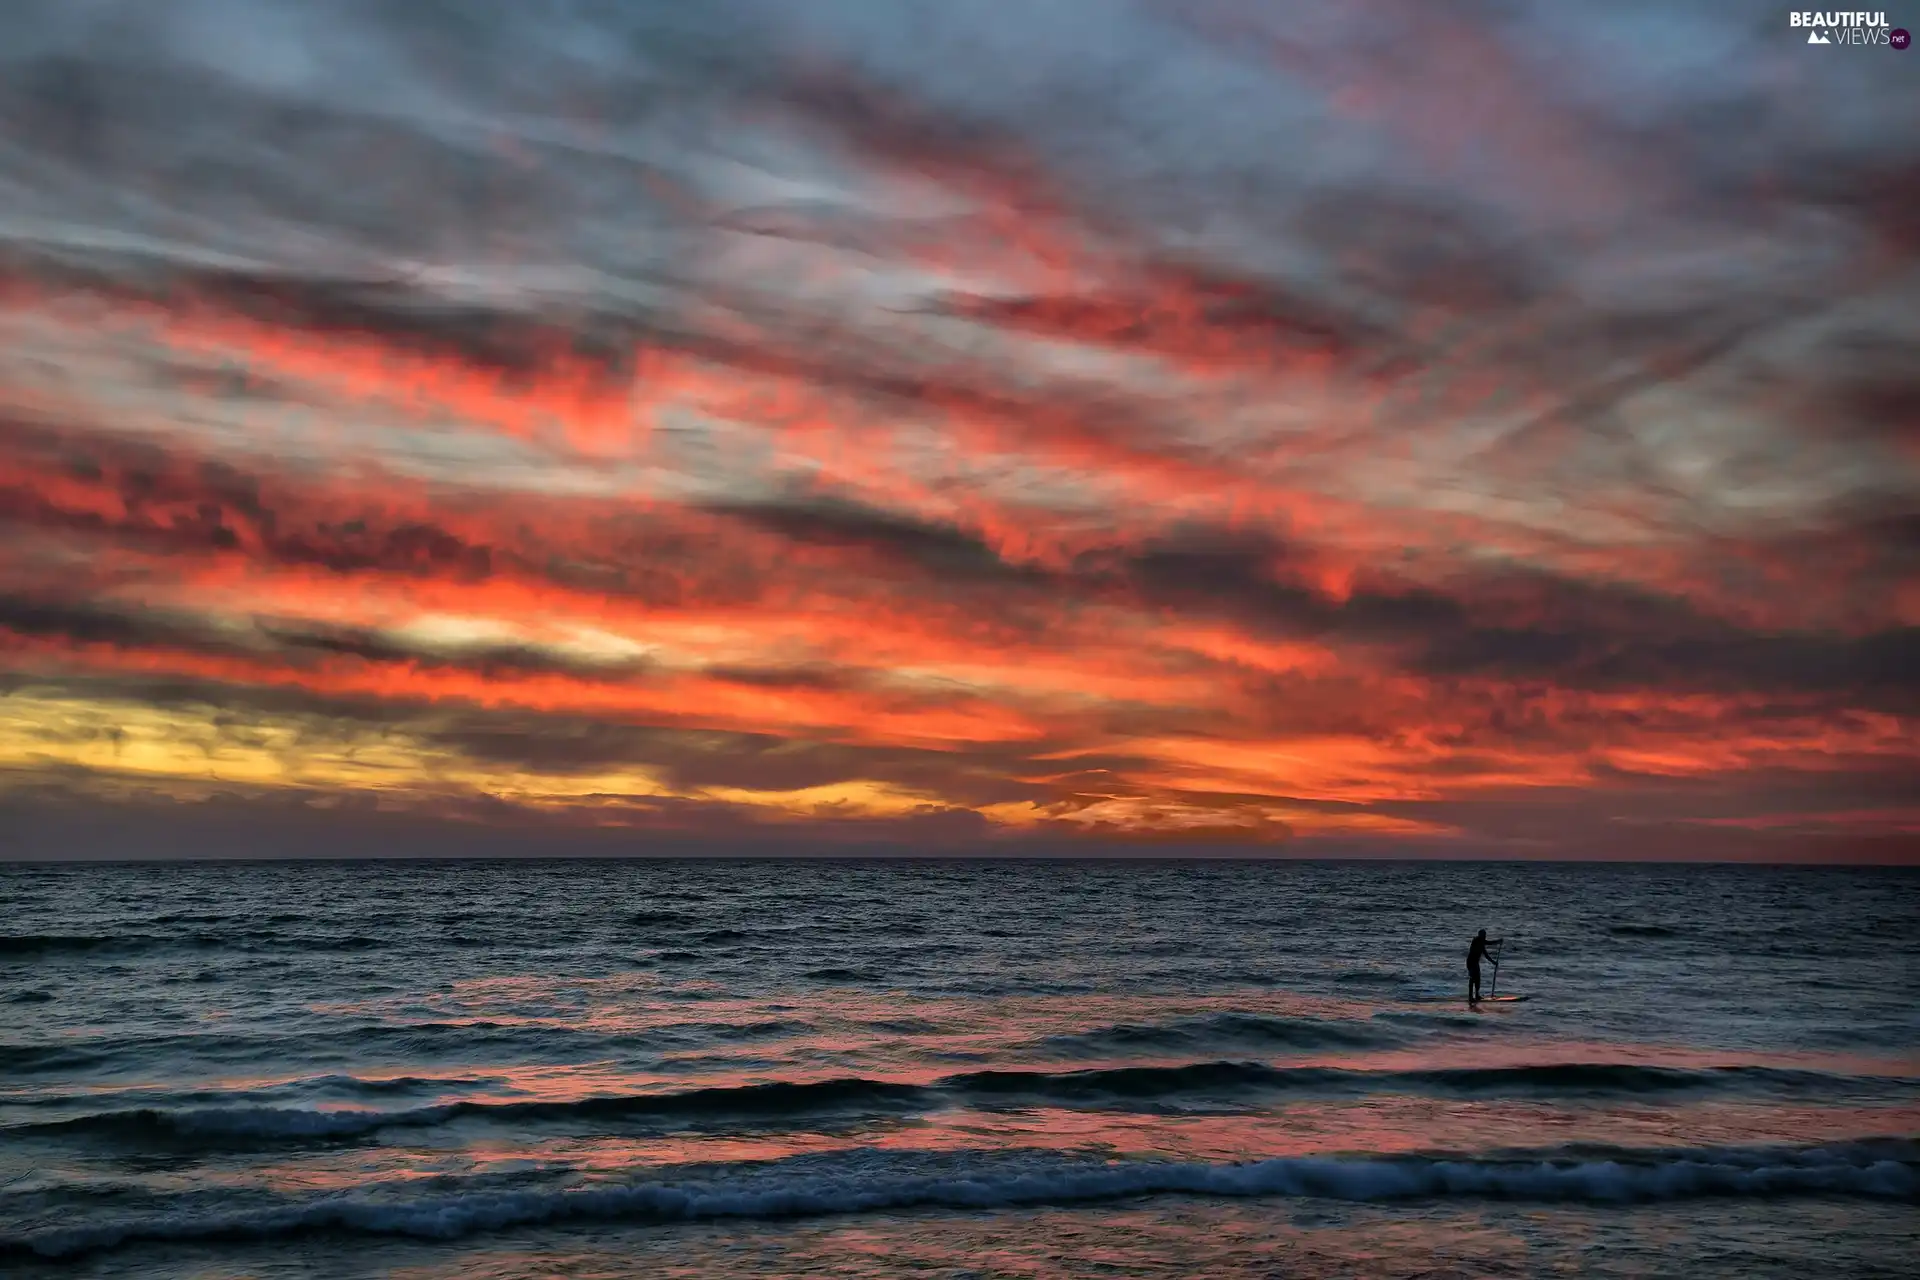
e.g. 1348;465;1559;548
1789;10;1897;43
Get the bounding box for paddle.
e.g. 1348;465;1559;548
1490;938;1504;997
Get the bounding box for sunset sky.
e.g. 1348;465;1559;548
1;0;1915;860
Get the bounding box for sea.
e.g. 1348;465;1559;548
2;858;1916;1278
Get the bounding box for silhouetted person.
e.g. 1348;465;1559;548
1467;928;1501;1002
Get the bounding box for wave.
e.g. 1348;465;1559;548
0;1018;707;1074
1608;924;1679;937
0;933;121;955
1400;1063;1840;1094
16;1061;1904;1147
1334;970;1407;986
958;1060;1316;1101
950;1061;1886;1105
1039;1013;1397;1057
8;1142;1914;1261
1372;1009;1484;1030
3;1073;506;1113
627;910;697;927
14;1077;937;1143
144;912;306;927
301;1072;505;1096
805;966;880;981
702;1019;818;1042
0;931;396;957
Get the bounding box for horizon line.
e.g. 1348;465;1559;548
5;851;1916;868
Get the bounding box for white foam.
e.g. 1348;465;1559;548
11;1147;1916;1261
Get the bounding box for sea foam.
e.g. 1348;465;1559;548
7;1144;1914;1261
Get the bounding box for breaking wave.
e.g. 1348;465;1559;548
8;1143;1914;1261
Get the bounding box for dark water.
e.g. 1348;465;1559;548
2;859;1916;1278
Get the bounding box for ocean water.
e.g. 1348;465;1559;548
2;859;1916;1279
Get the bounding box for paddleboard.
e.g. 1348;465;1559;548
1404;994;1531;1004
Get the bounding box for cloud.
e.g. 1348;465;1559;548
711;496;1039;581
0;0;1912;858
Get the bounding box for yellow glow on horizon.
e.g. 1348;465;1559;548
694;779;951;821
0;691;960;826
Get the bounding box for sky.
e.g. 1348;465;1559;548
0;0;1915;861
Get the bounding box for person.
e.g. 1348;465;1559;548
1467;929;1501;1003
